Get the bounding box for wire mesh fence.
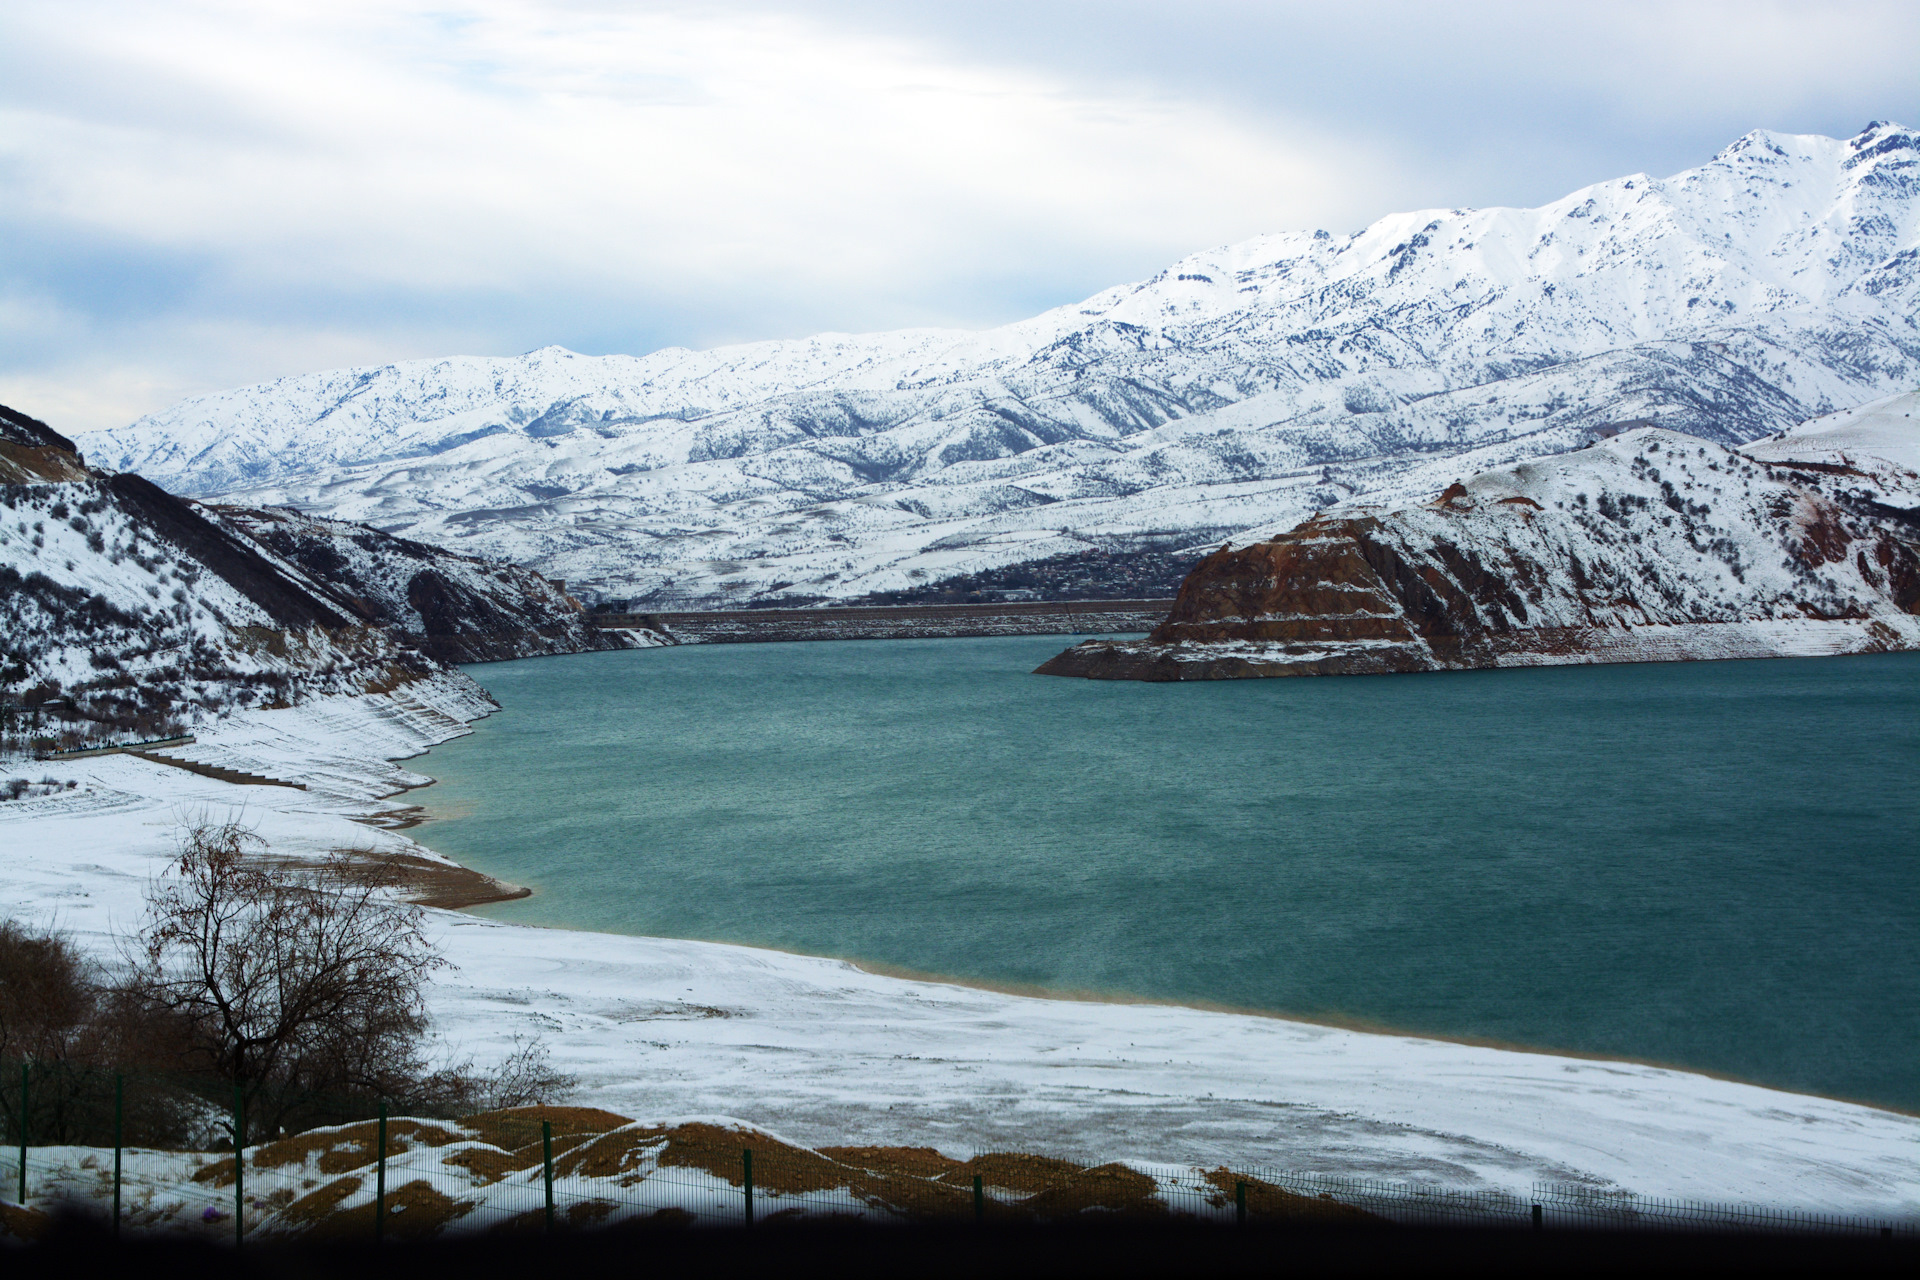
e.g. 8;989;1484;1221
2;1061;1914;1245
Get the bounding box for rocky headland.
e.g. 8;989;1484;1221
1038;395;1920;681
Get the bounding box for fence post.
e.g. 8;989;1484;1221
232;1087;244;1247
973;1173;984;1226
1532;1203;1542;1231
1236;1180;1247;1226
542;1120;555;1234
113;1073;123;1236
743;1147;754;1228
17;1062;26;1204
376;1103;388;1244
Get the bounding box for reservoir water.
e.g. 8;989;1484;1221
421;637;1920;1111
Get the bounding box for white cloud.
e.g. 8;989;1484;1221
1;0;1914;433
1;2;1393;410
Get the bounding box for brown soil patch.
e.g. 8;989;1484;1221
462;1106;630;1153
938;1151;1085;1191
276;1175;363;1229
648;1121;839;1194
1020;1162;1167;1221
818;1146;963;1180
287;1178;470;1242
566;1199;618;1226
193;1155;239;1187
553;1126;661;1184
379;852;531;910
1200;1168;1380;1225
252;1118;466;1175
0;1201;52;1241
644;1123;971;1220
0;440;90;483
276;849;529;910
442;1146;530;1185
361;666;420;698
353;806;429;832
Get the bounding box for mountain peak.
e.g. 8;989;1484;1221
82;128;1920;607
1844;119;1919;167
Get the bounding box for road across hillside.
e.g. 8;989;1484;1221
591;599;1174;644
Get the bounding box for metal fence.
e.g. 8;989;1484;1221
2;1064;1914;1245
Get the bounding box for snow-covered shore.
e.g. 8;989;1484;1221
4;674;1917;1216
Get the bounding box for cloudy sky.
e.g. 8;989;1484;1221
3;0;1916;434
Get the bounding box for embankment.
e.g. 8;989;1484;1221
595;599;1173;644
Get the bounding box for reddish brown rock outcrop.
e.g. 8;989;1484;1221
1037;429;1920;681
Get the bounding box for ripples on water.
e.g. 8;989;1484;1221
422;637;1920;1110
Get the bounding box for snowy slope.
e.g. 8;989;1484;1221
88;124;1920;606
1;402;644;743
210;505;636;664
1040;416;1920;679
1;472;425;733
1743;388;1920;500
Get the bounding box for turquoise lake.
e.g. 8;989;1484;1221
420;637;1920;1111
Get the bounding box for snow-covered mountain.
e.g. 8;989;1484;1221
1038;392;1920;680
205;505;631;664
88;124;1920;607
1;402;636;748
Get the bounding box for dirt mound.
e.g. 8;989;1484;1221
650;1121;837;1194
0;1201;51;1241
462;1106;631;1154
162;1106;1377;1240
1201;1168;1383;1224
253;1117;466;1175
283;1178;470;1242
819;1146;964;1179
1022;1162;1167;1221
938;1151;1084;1191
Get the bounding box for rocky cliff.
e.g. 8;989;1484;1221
1038;396;1920;681
211;506;638;664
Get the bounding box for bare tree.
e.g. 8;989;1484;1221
0;919;95;1066
0;920;199;1144
131;821;449;1136
472;1035;576;1112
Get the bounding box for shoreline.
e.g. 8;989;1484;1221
404;771;1916;1119
841;954;1920;1121
359;800;536;910
427;887;1920;1122
401;656;1919;1124
9;669;1919;1210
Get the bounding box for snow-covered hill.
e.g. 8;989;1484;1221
1;403;639;749
1743;389;1920;493
207;505;630;664
88;124;1920;607
1038;399;1920;680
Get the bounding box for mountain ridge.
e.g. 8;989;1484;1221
85;123;1920;607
